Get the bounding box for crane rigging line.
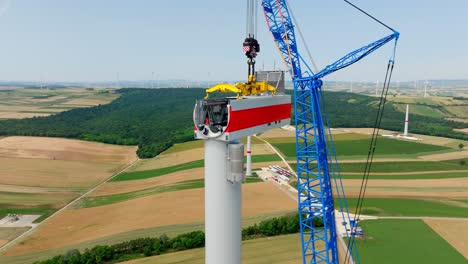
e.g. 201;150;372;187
344;58;396;264
285;0;319;73
336;1;399;263
343;0;395;32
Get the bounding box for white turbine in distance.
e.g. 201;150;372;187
382;104;421;141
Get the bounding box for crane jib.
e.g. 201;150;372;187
260;0;400;264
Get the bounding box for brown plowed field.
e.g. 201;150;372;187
0;136;137;164
425;219;468;258
91;168;204;197
61;98;110;106
0;157;119;188
4;182;296;255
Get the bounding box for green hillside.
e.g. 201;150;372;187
0;89;466;158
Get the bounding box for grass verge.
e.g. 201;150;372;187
356;219;467;264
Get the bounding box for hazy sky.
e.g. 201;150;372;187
0;0;466;82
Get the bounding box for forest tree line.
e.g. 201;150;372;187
0;88;465;158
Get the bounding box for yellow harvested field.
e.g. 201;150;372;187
447;118;468;123
61;98;110;106
0;228;30;248
418;150;468;161
454;128;468;134
123;234;304;264
91;168;204;196
133;148;204;171
424;219;468;259
259;127;295;138
0;156;120;188
22;95;68;103
5;182;296;255
0;112;51;119
0;136;137;164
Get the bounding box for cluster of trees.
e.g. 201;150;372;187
34;214;312;264
0;89;465;159
34;231;205;264
0;88;202;158
242;213;322;239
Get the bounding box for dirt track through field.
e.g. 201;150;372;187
424;219;468;258
4;182;296;255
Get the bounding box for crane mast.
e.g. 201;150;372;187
261;0;399;263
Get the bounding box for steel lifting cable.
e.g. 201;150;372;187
344;60;395;264
285;0;319;73
340;1;398;263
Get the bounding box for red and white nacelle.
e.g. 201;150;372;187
194;95;291;142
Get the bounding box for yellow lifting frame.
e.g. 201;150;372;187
204;75;276;99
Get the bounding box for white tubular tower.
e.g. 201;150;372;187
204;140;243;264
193;95;291;264
404;104;409;136
246;136;252;176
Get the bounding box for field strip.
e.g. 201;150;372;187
342;170;468;175
0;158;140;254
377;216;468;221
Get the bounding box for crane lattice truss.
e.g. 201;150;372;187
261;1;399;263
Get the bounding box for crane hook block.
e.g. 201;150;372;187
243;37;260;59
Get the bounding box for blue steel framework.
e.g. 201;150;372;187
261;1;399;263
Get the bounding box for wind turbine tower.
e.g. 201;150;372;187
404;104;409;136
246;136;252;176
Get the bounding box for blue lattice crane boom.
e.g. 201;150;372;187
260;1;399;264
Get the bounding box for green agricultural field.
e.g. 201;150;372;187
340;171;468;180
356;219;467;264
393;103;447;118
163;141;204;154
339;160;465;172
115;154;280;182
112;160;204;182
265;133;371;144
290;160;466;173
248;154;282;163
274;137;453;159
346;198;468;218
80;177;262;208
